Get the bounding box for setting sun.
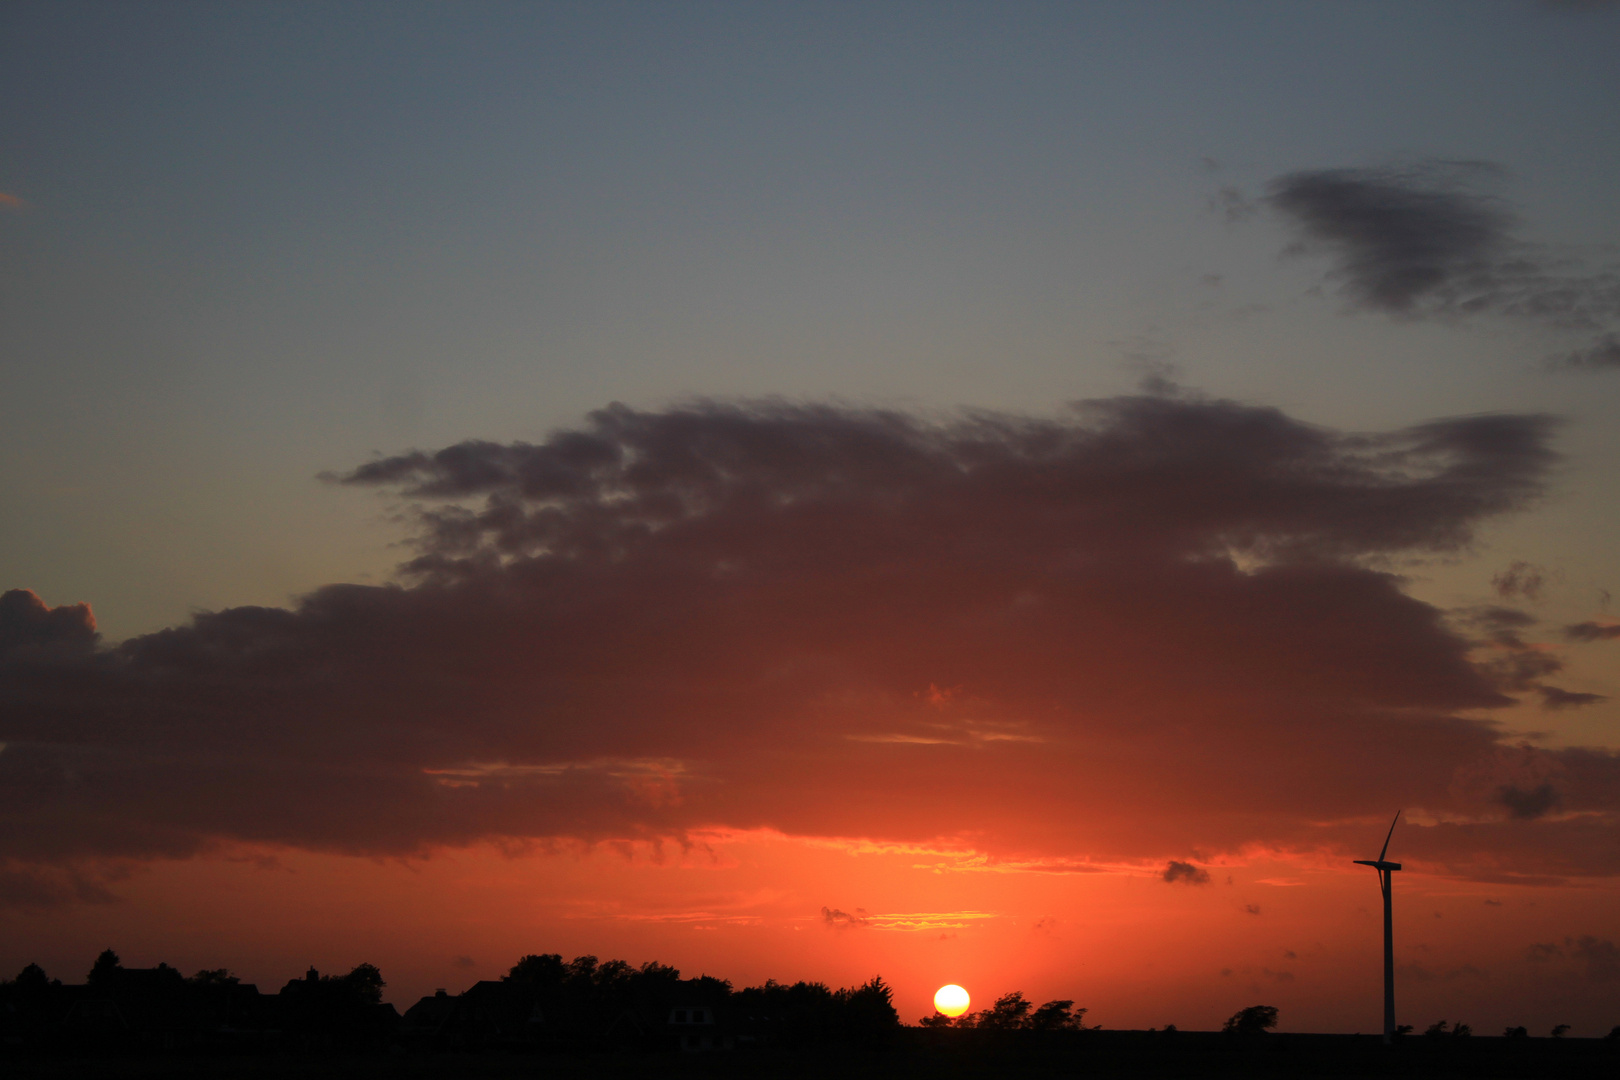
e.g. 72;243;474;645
933;984;970;1018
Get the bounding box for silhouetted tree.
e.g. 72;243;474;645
1606;1025;1620;1041
1504;1025;1528;1038
925;992;1089;1032
87;949;122;987
343;963;385;1004
833;976;899;1043
1551;1024;1570;1038
189;968;239;986
1028;999;1091;1031
14;963;50;994
1452;1022;1472;1037
975;991;1033;1030
1425;1020;1449;1037
506;953;566;986
1222;1005;1278;1035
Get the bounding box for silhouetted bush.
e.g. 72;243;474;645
1223;1005;1278;1035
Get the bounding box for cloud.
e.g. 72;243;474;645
1536;686;1608;710
0;861;119;910
1491;562;1547;602
0;589;98;658
0;192;23;209
1565;621;1620;642
1570;935;1620;981
820;906;870;928
1163;861;1211;886
1400;961;1487;984
1269;163;1511;313
1266;164;1620;369
1548;333;1620;371
4;393;1617;899
1498;782;1560;820
1209;186;1258;223
1526;936;1620;981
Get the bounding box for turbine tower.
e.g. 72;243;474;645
1354;812;1401;1043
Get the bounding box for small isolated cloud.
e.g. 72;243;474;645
1244;904;1262;915
1210;185;1258;223
1537;686;1608;710
820;906;870;929
1492;561;1547;602
1565;621;1620;642
1283;949;1297;959
1526;941;1563;961
1549;333;1620;371
1163;861;1211;886
1401;961;1488;984
1031;916;1058;936
1265;163;1620;371
453;956;476;968
1498;782;1561;820
0;192;23;209
1484;899;1503;906
1269;162;1510;313
1570;936;1620;981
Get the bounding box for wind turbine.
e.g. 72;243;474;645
1354;812;1401;1043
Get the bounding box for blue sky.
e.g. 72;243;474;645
5;2;1618;640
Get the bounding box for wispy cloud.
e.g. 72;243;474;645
1263;163;1620;372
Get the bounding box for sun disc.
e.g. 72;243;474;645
933;983;970;1017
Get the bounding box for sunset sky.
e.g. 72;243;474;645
5;0;1620;1035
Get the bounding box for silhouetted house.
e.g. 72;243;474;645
277;966;398;1050
58;996;132;1050
402;981;544;1051
401;989;459;1045
668;1003;734;1051
602;1007;648;1052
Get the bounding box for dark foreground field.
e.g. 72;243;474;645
6;1029;1618;1079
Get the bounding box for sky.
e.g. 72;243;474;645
3;0;1620;1035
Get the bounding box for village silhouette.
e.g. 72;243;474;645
3;945;1617;1077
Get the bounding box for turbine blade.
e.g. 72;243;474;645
1377;810;1400;862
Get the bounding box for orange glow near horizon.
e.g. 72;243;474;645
934;984;970;1017
6;831;1620;1036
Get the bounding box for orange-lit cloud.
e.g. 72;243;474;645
0;192;23;209
3;391;1618;910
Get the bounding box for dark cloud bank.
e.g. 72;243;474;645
3;392;1618;904
1266;164;1620;370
